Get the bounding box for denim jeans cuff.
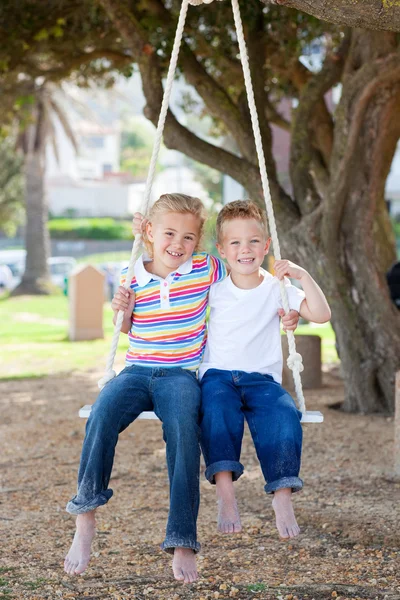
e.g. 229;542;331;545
264;476;303;495
161;538;201;554
66;490;113;515
205;460;244;484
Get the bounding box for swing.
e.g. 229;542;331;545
79;0;323;425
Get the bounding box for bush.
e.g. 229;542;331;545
47;218;133;240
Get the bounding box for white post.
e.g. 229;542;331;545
395;371;400;477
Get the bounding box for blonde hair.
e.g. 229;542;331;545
143;193;207;257
216;200;268;243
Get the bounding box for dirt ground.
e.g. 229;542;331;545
1;368;399;600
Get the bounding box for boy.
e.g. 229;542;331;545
199;200;331;539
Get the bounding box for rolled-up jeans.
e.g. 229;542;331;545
66;365;201;553
200;369;303;494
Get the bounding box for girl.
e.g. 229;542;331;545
64;194;226;584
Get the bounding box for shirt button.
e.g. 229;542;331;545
163;296;167;300
164;282;167;286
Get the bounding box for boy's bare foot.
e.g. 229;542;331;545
172;548;198;583
64;511;96;575
272;488;300;539
215;471;242;534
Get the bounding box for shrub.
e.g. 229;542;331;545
47;218;133;240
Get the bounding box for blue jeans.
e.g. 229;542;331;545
66;365;201;553
200;369;303;494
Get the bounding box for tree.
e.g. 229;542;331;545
12;84;79;295
268;0;400;33
94;0;400;414
0;138;24;237
0;1;133;293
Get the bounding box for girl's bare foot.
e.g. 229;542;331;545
215;471;242;534
172;547;198;583
272;488;300;539
64;511;96;575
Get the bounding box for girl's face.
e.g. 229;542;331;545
146;211;201;276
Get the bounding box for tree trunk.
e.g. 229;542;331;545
299;31;400;413
12;151;51;295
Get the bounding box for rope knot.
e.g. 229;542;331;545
287;352;304;373
98;370;116;390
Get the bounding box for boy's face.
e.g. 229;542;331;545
216;218;271;276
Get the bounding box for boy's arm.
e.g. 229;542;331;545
111;286;136;334
274;259;331;324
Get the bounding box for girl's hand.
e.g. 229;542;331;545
111;286;136;316
274;259;307;281
132;212;148;236
278;309;299;332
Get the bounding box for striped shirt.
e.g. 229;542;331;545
120;252;226;371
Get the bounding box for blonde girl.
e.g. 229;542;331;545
64;194;226;584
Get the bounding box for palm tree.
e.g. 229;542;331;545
12;82;78;295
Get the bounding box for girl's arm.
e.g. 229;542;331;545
111;286;136;334
274;259;331;324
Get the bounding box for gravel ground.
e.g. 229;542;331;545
1;368;399;600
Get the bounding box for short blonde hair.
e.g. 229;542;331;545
216;200;268;243
143;193;207;256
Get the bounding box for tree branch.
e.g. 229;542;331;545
266;0;400;33
136;0;257;160
290;33;350;215
323;51;400;252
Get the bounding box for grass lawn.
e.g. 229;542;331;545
0;294;127;380
0;294;338;380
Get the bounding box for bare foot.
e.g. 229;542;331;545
215;471;242;534
272;488;300;539
64;511;96;575
172;547;198;583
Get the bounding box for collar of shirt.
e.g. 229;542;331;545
134;252;193;287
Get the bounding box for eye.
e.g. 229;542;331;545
230;241;239;245
251;239;260;243
165;231;173;236
185;235;194;241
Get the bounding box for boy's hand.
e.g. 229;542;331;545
132;212;148;236
278;309;299;332
111;286;135;317
274;259;307;281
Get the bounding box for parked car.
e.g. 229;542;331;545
0;250;76;290
48;257;77;288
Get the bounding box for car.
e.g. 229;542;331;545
0;250;76;290
48;256;77;288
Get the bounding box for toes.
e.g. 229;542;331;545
74;561;87;575
233;522;242;533
173;568;185;581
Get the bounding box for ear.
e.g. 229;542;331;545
146;221;154;243
216;243;226;259
264;237;271;255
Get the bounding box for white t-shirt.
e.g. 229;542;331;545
199;270;305;383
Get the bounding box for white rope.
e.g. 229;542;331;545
99;0;191;389
230;0;306;414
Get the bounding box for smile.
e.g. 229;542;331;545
167;250;184;257
238;258;254;263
